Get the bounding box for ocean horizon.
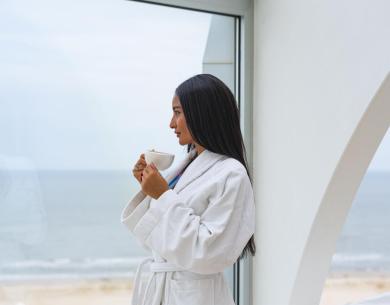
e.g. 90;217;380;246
0;170;389;281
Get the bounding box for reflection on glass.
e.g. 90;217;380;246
0;0;236;304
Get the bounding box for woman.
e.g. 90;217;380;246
121;74;255;305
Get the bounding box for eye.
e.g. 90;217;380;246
174;111;180;115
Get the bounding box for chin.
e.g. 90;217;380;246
179;139;190;146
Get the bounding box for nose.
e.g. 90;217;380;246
169;115;176;129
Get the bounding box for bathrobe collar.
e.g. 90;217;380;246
164;148;226;194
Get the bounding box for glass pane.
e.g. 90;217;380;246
320;129;390;305
0;0;237;304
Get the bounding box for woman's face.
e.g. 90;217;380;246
170;95;193;146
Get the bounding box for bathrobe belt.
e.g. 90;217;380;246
132;257;186;305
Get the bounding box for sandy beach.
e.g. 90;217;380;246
0;278;133;305
1;274;389;305
320;273;390;305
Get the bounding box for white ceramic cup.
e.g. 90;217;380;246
144;149;175;171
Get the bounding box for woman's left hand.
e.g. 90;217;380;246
141;163;169;199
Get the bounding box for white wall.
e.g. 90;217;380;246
252;1;390;305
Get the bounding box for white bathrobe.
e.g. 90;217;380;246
121;148;255;305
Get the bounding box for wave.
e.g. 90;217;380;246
2;257;142;269
330;252;390;272
332;253;387;263
0;257;145;282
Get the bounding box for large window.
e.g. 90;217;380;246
320;129;390;305
0;0;239;304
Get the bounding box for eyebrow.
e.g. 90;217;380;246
172;106;182;110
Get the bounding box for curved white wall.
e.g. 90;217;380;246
252;1;390;305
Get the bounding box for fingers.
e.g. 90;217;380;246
134;173;142;183
140;164;157;181
133;157;146;171
143;163;157;173
132;168;142;180
143;165;151;175
137;159;147;167
132;165;144;173
133;165;145;172
140;164;154;190
131;154;152;184
132;154;147;183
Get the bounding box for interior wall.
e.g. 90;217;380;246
252;0;390;304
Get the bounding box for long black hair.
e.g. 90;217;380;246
175;73;256;259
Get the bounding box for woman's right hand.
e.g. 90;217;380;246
132;153;147;184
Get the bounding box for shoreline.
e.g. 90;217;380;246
1;273;389;305
320;272;390;305
328;270;390;278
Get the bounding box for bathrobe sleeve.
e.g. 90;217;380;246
120;167;178;251
120;191;153;252
122;167;255;274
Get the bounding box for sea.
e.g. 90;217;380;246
0;170;389;281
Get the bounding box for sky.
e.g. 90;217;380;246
0;0;388;172
0;0;213;171
367;128;390;171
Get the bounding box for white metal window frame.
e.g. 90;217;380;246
128;1;254;305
